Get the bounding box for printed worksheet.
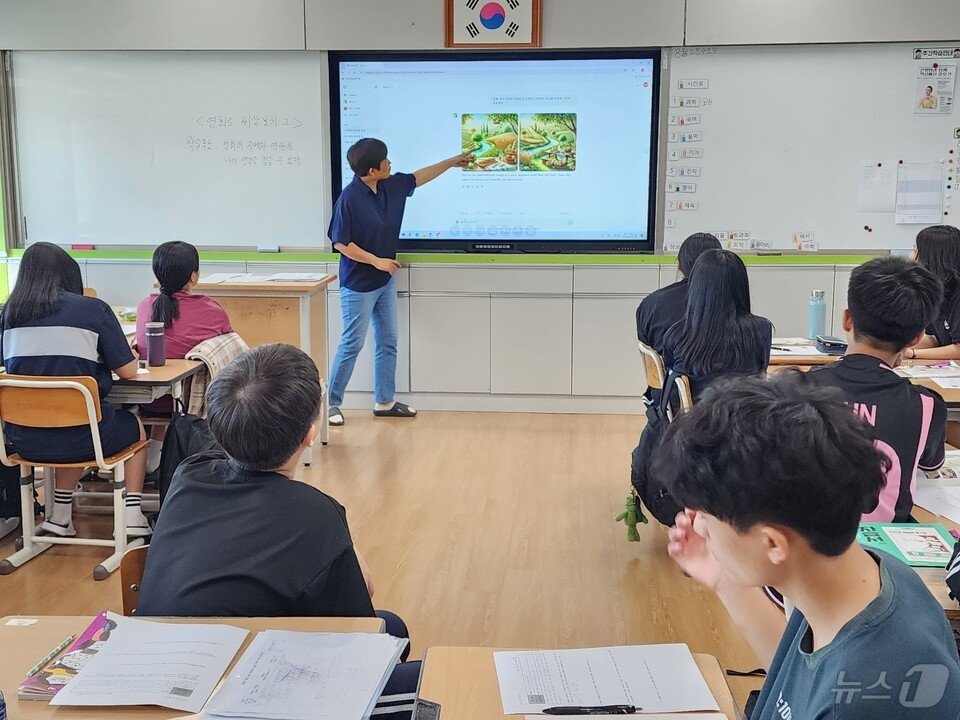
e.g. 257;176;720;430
494;644;719;715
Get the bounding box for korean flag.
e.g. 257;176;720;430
452;0;534;45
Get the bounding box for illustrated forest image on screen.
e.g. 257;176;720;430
461;113;519;171
519;113;577;172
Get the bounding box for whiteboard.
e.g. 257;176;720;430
664;43;959;252
13;51;324;248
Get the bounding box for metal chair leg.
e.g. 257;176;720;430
0;466;51;574
94;465;129;581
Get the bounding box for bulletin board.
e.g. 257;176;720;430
663;43;960;252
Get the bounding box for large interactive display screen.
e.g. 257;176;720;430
330;51;659;252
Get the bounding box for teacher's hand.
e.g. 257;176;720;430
373;257;401;275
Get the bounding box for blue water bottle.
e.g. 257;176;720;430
808;290;827;340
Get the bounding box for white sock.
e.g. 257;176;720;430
375;401;396;411
124;492;147;526
50;489;74;526
146;441;163;473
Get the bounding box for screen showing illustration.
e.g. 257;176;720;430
332;52;658;251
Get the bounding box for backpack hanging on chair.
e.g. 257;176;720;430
630;370;685;526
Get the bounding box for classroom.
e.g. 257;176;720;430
0;2;959;719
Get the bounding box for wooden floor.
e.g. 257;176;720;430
0;410;764;707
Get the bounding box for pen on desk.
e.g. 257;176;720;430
770;346;792;352
542;705;637;715
25;635;74;677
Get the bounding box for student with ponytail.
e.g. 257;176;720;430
135;242;232;469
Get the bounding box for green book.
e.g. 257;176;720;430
857;523;956;567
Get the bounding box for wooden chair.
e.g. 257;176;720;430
638;341;666;391
120;545;149;615
0;375;149;580
674;374;694;414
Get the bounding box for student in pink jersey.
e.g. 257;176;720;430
808;257;946;522
135;241;232;470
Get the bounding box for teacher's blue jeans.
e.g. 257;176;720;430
328;276;398;407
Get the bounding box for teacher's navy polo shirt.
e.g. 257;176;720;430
328;172;417;293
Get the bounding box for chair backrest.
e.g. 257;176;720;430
674;374;694;413
120;545;149;616
82;287;98;298
0;375;102;427
638;341;666;390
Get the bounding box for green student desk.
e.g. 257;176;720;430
0;615;385;720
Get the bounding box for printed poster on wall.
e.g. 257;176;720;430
914;63;956;115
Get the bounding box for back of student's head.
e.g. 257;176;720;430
915;224;960;302
847;257;942;352
677;232;722;277
206;344;322;471
152;241;200;329
667;248;767;376
653;372;888;556
347;138;388;177
3;242;84;328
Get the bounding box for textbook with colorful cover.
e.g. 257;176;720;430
857;523;956;567
17;611;116;701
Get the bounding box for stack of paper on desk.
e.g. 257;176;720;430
769;345;823;356
494;644;720;715
205;630;407;720
267;272;325;282
895;365;960;379
201;273;243;284
50;613;248;713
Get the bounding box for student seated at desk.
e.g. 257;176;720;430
137;343;416;718
635;232;721;354
135;241;232;471
0;243;150;537
138;343;377;615
661;248;772;397
808;257;946;522
631;249;771;524
907;224;960;362
657;373;960;720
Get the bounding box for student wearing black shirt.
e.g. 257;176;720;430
661;248;772;397
635;232;721;353
631;249;771;522
137;344;416;719
906;224;960;446
908;224;960;361
809;257;946;522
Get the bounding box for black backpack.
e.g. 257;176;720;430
630;371;684;526
0;459;22;519
157;413;219;508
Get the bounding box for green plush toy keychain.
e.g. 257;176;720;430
615;492;647;542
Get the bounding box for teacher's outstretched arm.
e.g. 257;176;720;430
414;152;472;187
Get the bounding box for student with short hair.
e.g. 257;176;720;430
135;241;232;470
0;242;150;537
808;257;946;522
635;232;721;354
657;373;960;719
138;343;373;616
138;343;417;719
327;138;471;426
661;248;772;396
907;224;960;360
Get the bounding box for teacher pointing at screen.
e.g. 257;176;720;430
327;138;471;426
